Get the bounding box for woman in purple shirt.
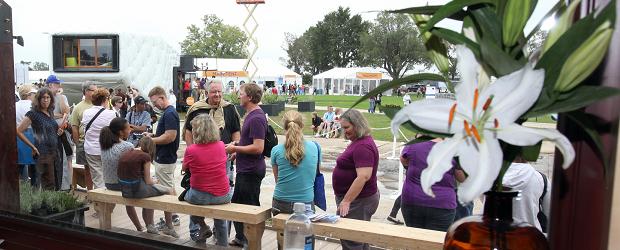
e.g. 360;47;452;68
400;136;465;231
332;109;379;250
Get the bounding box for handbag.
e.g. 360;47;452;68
312;141;327;211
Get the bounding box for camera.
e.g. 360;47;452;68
131;133;144;141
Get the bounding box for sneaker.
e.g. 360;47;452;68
146;224;159;234
172;214;181;226
155;217;166;231
191;225;213;242
161;225;180;238
387;216;404;225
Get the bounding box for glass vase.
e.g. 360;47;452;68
444;191;549;250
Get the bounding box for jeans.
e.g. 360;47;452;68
389;195;401;218
231;171;265;244
401;203;455;232
185;187;233;246
335;191;380;250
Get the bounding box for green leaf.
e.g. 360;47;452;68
479;35;525;76
430;28;481;56
565;111;610;177
521;142;542;161
422;0;498;33
469;6;503;45
390;6;468;20
350;73;447;108
524;86;620;118
511;0;563;56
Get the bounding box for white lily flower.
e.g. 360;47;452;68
391;46;575;203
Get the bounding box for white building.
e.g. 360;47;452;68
312;67;392;95
193;58;301;93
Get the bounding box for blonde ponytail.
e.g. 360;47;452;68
282;111;305;166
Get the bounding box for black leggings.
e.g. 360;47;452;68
231;171;265;243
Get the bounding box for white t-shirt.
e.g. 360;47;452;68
15;100;32;127
501;162;550;232
169;93;177;109
81;106;118;155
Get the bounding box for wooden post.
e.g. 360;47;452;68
0;0;19;213
276;229;284;250
94;202;115;230
244;222;265;250
549;0;620;249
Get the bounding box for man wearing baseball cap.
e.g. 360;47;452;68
47;75;73;191
126;96;152;146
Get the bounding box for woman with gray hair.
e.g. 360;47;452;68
182;114;232;246
332;109;380;250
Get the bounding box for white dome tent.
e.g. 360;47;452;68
312;67;392;96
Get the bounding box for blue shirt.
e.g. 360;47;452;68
155;105;180;164
322;111;335;122
271;141;320;202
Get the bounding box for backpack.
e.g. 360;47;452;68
263;124;278;158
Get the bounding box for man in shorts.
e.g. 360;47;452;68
147;86;181;229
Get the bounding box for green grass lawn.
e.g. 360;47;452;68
266;108;417;142
294;94;424;110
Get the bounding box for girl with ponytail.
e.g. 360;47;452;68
270;110;321;215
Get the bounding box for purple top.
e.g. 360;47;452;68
401;141;457;209
332;136;379;198
236;108;267;174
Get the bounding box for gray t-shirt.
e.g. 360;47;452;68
102;141;135;185
54;94;69;125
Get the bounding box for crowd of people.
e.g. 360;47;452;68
15;75;551;249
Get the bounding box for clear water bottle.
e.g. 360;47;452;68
284;203;314;250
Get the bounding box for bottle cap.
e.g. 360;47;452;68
293;202;305;213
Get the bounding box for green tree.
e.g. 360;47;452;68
180;15;248;58
360;13;428;80
283;32;310;74
31;62;49;71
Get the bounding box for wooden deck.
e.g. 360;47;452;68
83;202;343;249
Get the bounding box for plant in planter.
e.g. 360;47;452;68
20;182;89;226
226;92;245;117
260;94;282;116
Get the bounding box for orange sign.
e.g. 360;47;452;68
356;72;382;79
205;70;249;77
236;0;265;4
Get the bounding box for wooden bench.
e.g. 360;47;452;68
272;213;445;249
88;188;271;250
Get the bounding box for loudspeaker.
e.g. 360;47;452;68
180;55;194;71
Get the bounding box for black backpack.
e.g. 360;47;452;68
537;171;548;233
263;124;278;158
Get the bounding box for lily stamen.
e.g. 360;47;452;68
482;95;494;111
471;125;481;142
448;103;457;126
464;120;472;136
494;118;499;128
472;88;479;110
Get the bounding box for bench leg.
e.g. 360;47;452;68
244;222;265;250
277;229;284;250
94;202;115;230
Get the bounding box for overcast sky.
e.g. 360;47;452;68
7;0;557;67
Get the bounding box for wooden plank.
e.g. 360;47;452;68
272;214;444;250
88;189;271;224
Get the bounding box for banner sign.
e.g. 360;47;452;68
205;70;249;78
356;72;382;79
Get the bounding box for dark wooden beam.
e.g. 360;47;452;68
0;0;19;213
549;0;620;249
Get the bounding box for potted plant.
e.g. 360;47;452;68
297;96;315;112
226;92;245;117
259;94;281;116
20;182;89;226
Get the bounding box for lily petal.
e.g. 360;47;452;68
485;64;545;123
421;136;464;197
457;135;503;203
497;124;575;169
390;98;462;136
455;45;479;115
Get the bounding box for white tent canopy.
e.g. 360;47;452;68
194;58;301;92
312;67;392;95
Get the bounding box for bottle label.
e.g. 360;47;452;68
304;235;313;250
